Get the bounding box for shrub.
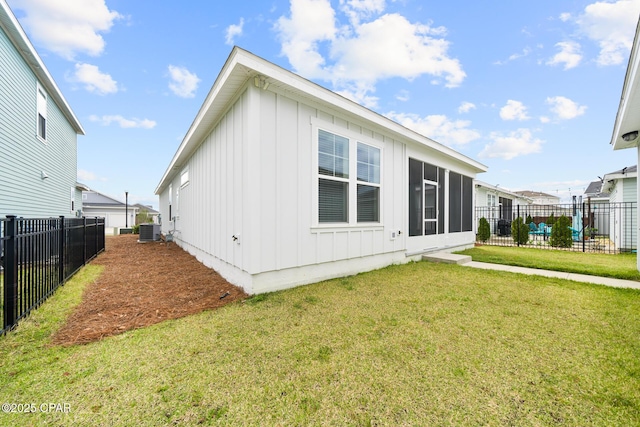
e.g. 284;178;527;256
512;217;530;245
550;215;572;248
477;217;491;242
547;213;556;226
132;224;140;234
526;215;533;225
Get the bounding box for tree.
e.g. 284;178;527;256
550;215;572;248
525;214;533;225
512;217;529;245
136;209;153;225
477;217;491;242
546;213;556;226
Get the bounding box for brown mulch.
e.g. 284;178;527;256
51;234;248;346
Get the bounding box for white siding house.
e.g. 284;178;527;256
475;182;532;234
602;166;637;252
611;14;640;269
0;0;84;219
155;47;487;294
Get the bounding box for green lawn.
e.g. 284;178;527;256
1;261;640;426
457;245;640;281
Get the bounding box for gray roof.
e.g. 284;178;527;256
513;190;559;199
606;165;637;175
584;180;609;199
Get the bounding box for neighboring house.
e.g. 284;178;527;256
583;179;611;237
601;166;637;251
82;190;159;234
512;190;561;205
611;12;640;268
0;1;84;219
155;47;487;295
475;182;532;233
584;180;610;203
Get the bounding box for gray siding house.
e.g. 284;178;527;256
0;0;84;219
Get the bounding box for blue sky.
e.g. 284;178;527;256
7;0;640;207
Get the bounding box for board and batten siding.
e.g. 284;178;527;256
0;25;78;218
161;82;412;292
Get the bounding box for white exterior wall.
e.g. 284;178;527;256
159;82;481;293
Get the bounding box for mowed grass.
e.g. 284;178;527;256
1;261;640;426
457;245;640;281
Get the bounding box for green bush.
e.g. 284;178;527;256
550;215;572;248
132;224;140;234
512;217;529;245
477;217;491;242
525;215;533;225
546;213;556;226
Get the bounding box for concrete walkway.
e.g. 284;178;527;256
423;253;640;290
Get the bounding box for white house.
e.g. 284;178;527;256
475;182;532;235
602;166;637;252
610;14;640;268
82;190;159;235
0;0;85;219
512;190;561;205
155;47;487;294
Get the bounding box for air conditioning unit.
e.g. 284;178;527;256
139;224;161;242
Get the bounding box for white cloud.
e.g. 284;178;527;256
89;115;156;129
479;128;544;160
539;116;551;123
576;0;640;66
9;0;122;60
494;47;531;65
77;169;107;182
386;112;481;146
546;96;587;120
559;12;572;22
458;101;476;114
274;0;465;106
547;41;582;69
225;18;244;45
167;65;200;98
500;100;530;121
68;63;118;95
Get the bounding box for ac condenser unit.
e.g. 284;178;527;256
139;224;161;242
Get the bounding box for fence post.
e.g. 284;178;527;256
58;216;65;284
582;202;586;253
516;205;520;247
83;216;87;264
3;216;17;331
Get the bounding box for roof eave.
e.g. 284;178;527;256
155;47;488;195
0;0;84;135
611;14;640;150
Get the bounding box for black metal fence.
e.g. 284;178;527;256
1;216;105;334
475;202;637;254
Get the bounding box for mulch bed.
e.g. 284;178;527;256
51;234;248;346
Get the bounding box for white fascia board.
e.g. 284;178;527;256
155;46;488;194
0;0;84;135
611;17;640;150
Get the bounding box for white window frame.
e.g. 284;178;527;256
36;84;47;143
311;119;383;229
180;167;190;188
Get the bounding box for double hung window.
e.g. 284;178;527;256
36;85;47;141
317;129;381;224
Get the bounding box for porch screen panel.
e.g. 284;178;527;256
449;172;462;232
438;168;445;234
408;158;423;236
462;176;473;231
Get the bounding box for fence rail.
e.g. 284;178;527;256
1;216;105;334
475;202;636;254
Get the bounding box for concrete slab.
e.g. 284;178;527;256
464;261;640;290
423;253;472;265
